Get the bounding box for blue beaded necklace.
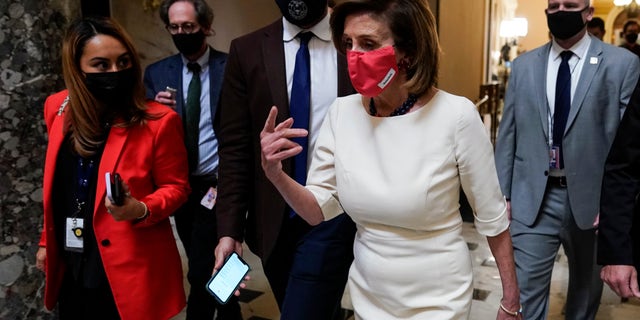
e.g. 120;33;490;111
369;94;418;117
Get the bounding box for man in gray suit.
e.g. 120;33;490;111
495;0;640;319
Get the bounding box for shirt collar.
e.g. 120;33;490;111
181;46;210;70
282;12;331;43
551;32;591;61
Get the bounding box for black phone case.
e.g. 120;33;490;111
205;253;250;304
111;173;124;206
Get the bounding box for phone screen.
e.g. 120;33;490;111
206;252;250;304
105;172;114;202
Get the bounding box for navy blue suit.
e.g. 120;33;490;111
144;48;225;123
144;48;241;320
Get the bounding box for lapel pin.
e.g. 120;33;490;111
589;57;598;64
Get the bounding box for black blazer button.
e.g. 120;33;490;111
544;170;549;176
101;239;111;246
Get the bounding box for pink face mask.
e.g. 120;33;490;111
347;46;398;97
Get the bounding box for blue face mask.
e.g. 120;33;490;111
546;7;588;40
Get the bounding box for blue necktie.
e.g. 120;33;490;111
553;51;572;169
185;62;201;172
289;32;313;217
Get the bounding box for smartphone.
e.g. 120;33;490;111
165;86;177;100
105;172;124;206
206;252;250;304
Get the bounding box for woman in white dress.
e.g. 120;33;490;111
259;0;521;318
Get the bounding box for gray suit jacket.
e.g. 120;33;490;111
495;36;640;230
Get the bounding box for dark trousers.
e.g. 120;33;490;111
174;176;242;320
58;271;120;320
264;213;356;320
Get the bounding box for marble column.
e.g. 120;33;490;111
0;1;79;318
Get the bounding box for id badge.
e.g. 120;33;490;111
549;145;561;169
200;187;217;210
65;217;84;252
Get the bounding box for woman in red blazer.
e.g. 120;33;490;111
35;17;190;319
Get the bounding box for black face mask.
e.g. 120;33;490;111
84;68;136;107
626;33;638;44
546;8;587;40
172;30;206;56
275;0;327;28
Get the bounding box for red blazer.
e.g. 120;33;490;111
39;90;189;320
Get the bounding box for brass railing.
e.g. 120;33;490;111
474;83;501;147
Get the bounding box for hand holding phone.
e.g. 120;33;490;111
206;252;250;304
105;172;125;206
154;87;177;108
165;86;177;100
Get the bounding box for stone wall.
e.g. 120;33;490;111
0;1;78;318
0;1;278;317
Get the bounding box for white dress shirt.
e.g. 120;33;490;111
282;14;338;168
181;47;218;176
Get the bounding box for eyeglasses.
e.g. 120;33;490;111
166;23;199;35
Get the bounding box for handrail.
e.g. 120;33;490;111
475;95;489;109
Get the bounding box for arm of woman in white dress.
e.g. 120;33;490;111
260;106;324;226
487;230;521;319
453;99;520;318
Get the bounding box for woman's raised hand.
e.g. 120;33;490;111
260;106;308;180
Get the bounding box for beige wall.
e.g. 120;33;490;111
515;1;548;54
112;0;492;101
111;0;281;68
438;0;487;100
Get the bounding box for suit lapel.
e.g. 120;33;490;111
95;125;130;214
208;49;225;124
262;21;289;118
45;102;131;216
168;55;184;117
536;43;552;140
565;40;601;134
